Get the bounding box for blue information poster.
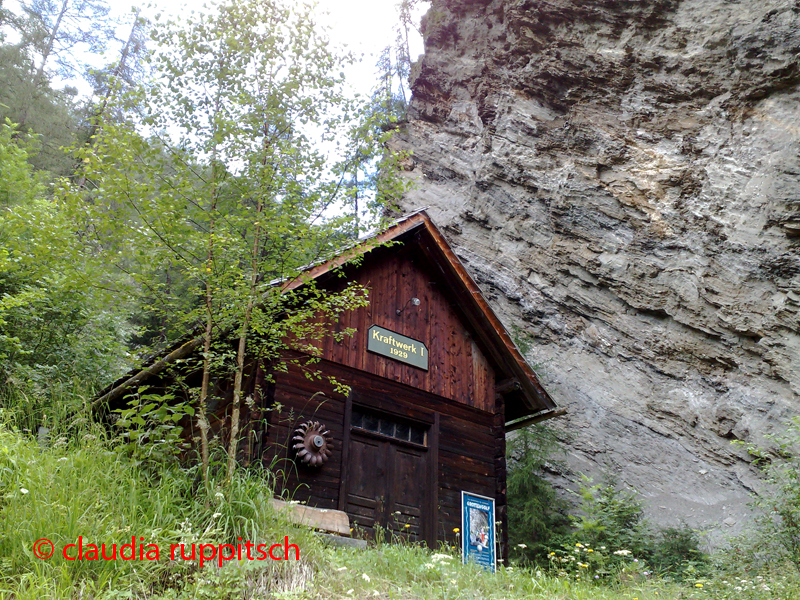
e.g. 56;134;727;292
461;491;496;573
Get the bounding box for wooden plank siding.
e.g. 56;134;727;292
296;244;496;413
262;355;500;550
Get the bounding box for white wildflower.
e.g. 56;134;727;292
19;488;29;494
336;566;348;571
517;543;527;549
362;573;370;582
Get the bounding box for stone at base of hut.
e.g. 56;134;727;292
316;532;368;550
271;499;351;537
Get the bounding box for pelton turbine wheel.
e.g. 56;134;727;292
292;421;333;467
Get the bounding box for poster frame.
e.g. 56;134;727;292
460;490;497;573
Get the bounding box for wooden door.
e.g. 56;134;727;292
345;431;428;542
386;443;427;540
345;433;388;536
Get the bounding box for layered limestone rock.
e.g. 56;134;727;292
392;0;800;545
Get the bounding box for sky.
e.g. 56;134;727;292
4;0;426;99
141;0;427;99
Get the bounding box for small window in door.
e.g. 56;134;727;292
351;408;426;446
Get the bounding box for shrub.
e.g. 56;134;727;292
570;475;651;560
547;477;710;582
0;414;320;598
731;417;800;574
649;524;708;579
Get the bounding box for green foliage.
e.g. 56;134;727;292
546;541;650;583
506;424;571;564
0;120;133;404
0;120;44;206
0;43;81;177
752;418;800;571
504;412;706;580
114;387;195;466
542;477;708;582
725;418;800;574
0;396;794;600
62;0;395;343
570;476;651;559
649;524;708;579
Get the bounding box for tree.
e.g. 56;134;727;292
0;39;80;177
0;0;127;177
17;0;114;88
66;0;400;485
0;120;131;418
506;424;571;564
80;7;148;160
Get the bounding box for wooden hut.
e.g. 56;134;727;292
97;210;562;557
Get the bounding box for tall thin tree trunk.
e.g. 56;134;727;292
353;170;359;239
32;0;68;87
227;116;272;478
18;0;69;128
198;76;225;492
227;214;262;480
197;221;214;492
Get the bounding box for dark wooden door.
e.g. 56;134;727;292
345;431;428;542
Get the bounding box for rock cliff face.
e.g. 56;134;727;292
392;0;800;545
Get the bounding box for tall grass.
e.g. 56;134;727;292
0;411;321;599
0;381;89;435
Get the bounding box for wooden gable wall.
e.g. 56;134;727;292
308;243;496;412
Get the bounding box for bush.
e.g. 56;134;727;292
545;477;709;582
727;417;800;575
650;524;708;579
570;475;651;559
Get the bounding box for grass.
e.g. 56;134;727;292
0;414;321;599
1;411;798;599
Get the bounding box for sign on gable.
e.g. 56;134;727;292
367;325;428;370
